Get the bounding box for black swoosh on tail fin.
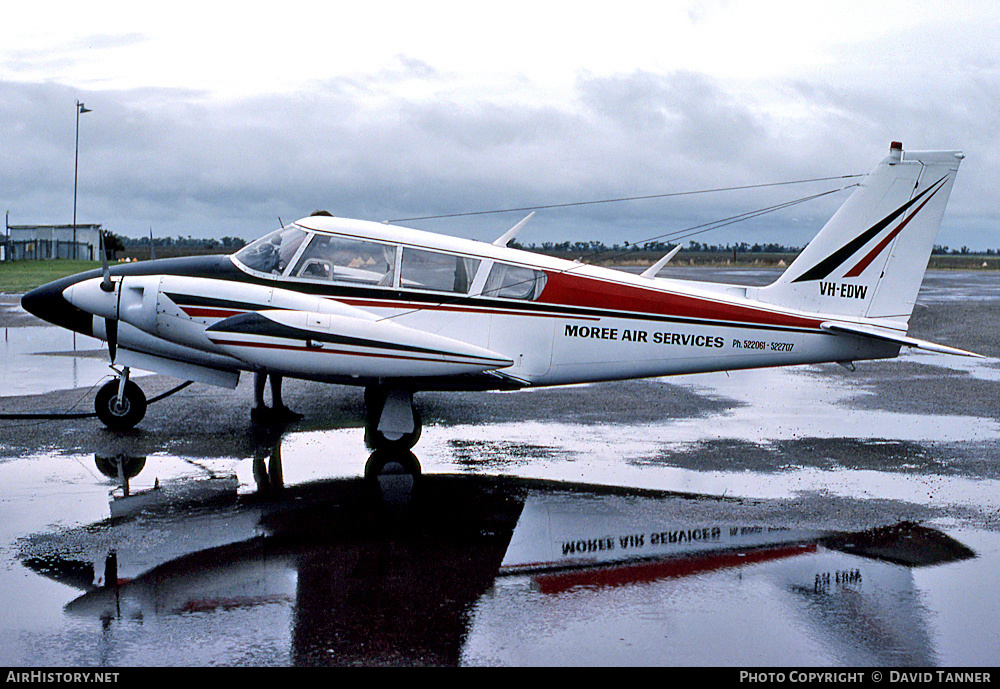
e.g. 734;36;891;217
791;176;947;283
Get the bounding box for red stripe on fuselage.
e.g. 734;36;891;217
537;272;821;330
336;297;600;321
175;270;819;331
530;543;817;594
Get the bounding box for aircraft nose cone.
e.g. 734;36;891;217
21;281;61;321
21;277;95;336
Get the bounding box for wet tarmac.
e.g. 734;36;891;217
0;270;998;667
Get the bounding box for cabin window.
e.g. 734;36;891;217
482;262;547;300
400;248;480;294
234;226;308;275
290;235;396;286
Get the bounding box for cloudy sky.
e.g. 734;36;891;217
2;0;998;250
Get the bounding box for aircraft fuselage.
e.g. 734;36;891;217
23;218;897;394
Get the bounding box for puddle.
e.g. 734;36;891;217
0;326;151;398
905;349;1000;383
0;325;108;357
5;447;996;667
2;405;998;669
464;530;1000;666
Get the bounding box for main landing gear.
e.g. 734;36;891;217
95;367;147;430
364;385;422;451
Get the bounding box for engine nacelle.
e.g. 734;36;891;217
207;309;513;379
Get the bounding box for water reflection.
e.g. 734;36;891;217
484;496;972;666
18;446;977;667
0;326;132;398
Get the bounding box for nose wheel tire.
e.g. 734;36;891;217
95;454;147;479
95;380;147;430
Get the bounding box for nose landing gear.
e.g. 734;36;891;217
95;367;147;430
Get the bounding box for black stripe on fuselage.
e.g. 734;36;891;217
132;254;818;335
107;254;243;280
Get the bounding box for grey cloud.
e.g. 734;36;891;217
577;70;768;160
2;72;995;250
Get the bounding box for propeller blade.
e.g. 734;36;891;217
100;229;114;293
106;317;118;363
98;228;118;362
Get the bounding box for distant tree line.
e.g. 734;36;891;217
932;244;999;255
512;240;1000;257
120;235;246;251
510;239;803;255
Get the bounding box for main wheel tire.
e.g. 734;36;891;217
364;449;421;480
95;380;147;430
364;408;422;450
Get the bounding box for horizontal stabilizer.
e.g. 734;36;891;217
820;321;984;358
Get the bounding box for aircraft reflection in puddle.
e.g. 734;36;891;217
486;492;975;666
20;451;975;667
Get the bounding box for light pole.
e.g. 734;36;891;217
73;100;92;260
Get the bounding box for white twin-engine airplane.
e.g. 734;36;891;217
22;142;979;455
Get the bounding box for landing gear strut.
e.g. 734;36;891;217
95;366;147;430
364;385;422;450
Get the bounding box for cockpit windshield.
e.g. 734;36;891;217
291;234;396;286
233;226;308;275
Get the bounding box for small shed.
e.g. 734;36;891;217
4;222;102;261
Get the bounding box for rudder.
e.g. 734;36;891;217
754;142;963;328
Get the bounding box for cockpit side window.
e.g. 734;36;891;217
482;262;547;300
400;248;481;294
234;226;308;275
290;234;396;286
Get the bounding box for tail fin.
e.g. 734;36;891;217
755;142;963;328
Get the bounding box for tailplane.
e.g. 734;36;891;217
754;142;963;329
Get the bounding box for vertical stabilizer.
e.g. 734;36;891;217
754;143;963;328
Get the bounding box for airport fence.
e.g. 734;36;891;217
1;239;94;262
